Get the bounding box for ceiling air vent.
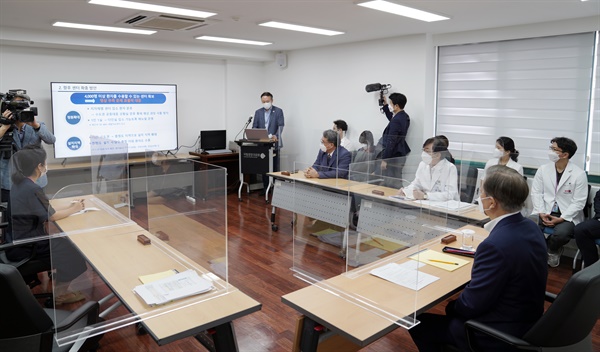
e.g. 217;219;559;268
120;13;210;31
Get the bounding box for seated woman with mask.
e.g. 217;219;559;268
484;136;523;177
397;136;459;201
7;145;88;304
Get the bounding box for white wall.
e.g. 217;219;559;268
263;34;429;171
0;45;234;164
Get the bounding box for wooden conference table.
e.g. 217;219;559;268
282;225;488;352
268;171;488;231
52;195;261;350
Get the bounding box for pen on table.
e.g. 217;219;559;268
369;236;384;246
429;259;459;265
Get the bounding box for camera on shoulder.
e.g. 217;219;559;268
0;89;38;124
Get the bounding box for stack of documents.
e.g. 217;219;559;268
418;200;476;214
134;269;214;306
370;261;439;291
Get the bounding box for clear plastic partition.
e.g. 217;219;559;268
290;136;488;330
90;136;130;218
47;168;229;346
143;152;228;281
290;159;352;283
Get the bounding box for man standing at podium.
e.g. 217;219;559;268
252;92;284;194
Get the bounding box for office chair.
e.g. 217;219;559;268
458;164;478;203
464;259;600;352
0;263;101;352
0;214;54;297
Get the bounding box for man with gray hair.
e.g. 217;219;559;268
305;129;351;179
410;165;547;351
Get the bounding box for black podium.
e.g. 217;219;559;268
235;140;275;202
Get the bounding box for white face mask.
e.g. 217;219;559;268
421;151;433;165
388;104;395;112
476;196;492;214
263;102;272;110
320;143;327;153
492;148;504;158
548;150;560;163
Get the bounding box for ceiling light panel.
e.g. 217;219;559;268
89;0;216;19
196;36;272;46
357;0;449;22
53;21;156;34
259;21;344;36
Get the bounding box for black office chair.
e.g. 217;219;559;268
0;214;53;294
0;263;102;352
464;259;600;351
458;164;478;203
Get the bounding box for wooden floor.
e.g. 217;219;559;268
58;191;600;351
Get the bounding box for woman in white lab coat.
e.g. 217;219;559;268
484;136;523;177
398;136;459;201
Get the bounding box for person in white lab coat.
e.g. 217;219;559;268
484;136;524;177
398;136;459;202
531;137;588;268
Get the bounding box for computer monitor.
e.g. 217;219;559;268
200;130;227;151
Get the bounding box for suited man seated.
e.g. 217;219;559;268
409;165;547;351
305;129;351;179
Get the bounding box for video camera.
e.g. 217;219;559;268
0;89;38;125
365;83;391;107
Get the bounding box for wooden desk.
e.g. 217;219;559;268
188;151;239;194
268;172;488;232
46;153;199;196
282;225;487;351
53;196;261;349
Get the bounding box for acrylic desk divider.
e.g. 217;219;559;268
46;151;230;346
283;137;486;331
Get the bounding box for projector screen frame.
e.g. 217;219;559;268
50;82;178;159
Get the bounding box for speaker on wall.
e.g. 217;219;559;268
275;53;287;68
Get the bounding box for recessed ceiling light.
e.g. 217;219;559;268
196;36;272;46
88;0;216;19
357;0;449;22
53;21;156;35
259;21;344;36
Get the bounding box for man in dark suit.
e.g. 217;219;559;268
410;165;548;351
377;92;411;188
252;92;284;193
575;189;600;266
305;129;351;179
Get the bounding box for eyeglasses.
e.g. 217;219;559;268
548;146;563;153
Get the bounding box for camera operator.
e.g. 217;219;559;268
0;91;56;204
375;92;411;188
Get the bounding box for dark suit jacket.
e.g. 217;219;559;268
312;146;351;179
253;105;285;148
379;106;411;159
449;213;548;350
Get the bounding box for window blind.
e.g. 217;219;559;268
589;33;600;176
436;32;595;170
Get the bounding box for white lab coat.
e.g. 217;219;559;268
483;158;524;177
531;161;588;224
403;159;460;202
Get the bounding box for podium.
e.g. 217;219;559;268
235;140;275;202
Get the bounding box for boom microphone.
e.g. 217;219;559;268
365;83;391;93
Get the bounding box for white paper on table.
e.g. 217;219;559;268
133;269;214;306
370;261;438;291
69;207;101;216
